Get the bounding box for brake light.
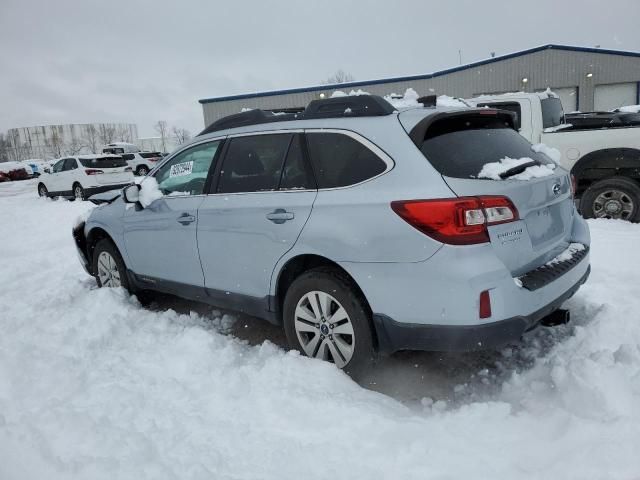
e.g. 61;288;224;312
84;169;104;175
149;157;160;162
570;174;577;198
390;196;519;245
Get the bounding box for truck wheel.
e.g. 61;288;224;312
136;165;149;176
580;177;640;222
283;267;376;376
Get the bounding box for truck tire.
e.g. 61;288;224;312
580;177;640;222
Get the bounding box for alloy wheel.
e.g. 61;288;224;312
294;290;355;368
74;185;83;200
97;251;122;287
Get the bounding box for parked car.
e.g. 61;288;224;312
120;151;163;176
73;95;590;374
0;162;30;180
37;154;133;200
467;90;640;221
101;142;140;154
0;171;10;182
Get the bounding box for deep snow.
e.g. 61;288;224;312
1;180;640;479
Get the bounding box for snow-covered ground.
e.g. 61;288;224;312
1;180;639;479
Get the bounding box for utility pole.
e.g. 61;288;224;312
458;49;462;65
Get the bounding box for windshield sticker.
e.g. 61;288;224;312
169;161;193;178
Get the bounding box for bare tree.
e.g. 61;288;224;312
0;133;9;162
154;120;169;153
65;138;86;156
323;69;355;85
115;125;133;143
82;124;100;153
98;124;117;146
172;126;191;145
45;127;64;158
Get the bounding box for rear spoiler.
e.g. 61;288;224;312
408;109;518;147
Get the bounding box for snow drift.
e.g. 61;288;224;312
1;180;639;479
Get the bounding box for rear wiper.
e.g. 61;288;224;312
499;160;540;179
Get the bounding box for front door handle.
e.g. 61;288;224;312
177;213;196;225
266;209;294;224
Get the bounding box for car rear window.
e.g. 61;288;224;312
79;156;127;168
541;97;564;128
419;115;554;179
140;152;162;159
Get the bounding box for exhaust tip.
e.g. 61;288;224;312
540;309;570;327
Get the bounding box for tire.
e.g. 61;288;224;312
37;183;48;197
136;165;149;176
73;183;85;201
92;238;131;291
580;177;640;222
283;267;376;375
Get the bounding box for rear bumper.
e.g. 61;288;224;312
372;266;590;354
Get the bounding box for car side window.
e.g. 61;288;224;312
52;159;65;173
305;132;387;188
153;141;221;196
216;134;292;194
279;134;316;190
64;158;78;170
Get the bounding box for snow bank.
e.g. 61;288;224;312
1;183;640;479
531;143;561;163
138;177;163;207
478;157;556;180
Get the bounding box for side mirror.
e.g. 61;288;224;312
44;168;51;174
123;184;140;203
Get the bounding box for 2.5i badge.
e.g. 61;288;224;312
169;161;194;178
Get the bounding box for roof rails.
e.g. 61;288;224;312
198;95;396;136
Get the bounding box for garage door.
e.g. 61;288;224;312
536;87;578;113
594;82;638;111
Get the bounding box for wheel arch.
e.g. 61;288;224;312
85;227;117;273
273;254;372;319
571;148;640;193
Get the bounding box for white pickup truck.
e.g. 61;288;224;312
466;91;640;222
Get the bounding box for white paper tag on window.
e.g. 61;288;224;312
169;161;193;178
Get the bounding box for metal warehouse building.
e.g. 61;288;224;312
199;44;640;128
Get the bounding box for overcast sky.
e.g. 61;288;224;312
2;0;639;137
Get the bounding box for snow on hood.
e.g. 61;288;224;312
478;157;556;180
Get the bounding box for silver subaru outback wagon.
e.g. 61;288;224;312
73;95;590;374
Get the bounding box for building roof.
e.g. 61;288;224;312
199;44;640;105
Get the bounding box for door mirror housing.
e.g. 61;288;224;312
123;184;140;203
44;168;51;174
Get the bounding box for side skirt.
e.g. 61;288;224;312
128;271;280;324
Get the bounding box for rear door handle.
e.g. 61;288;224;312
266;209;294;224
177;213;196;225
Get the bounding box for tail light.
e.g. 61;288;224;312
390;196;519;245
84;169;104;175
149;157;160;162
570;174;577;198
